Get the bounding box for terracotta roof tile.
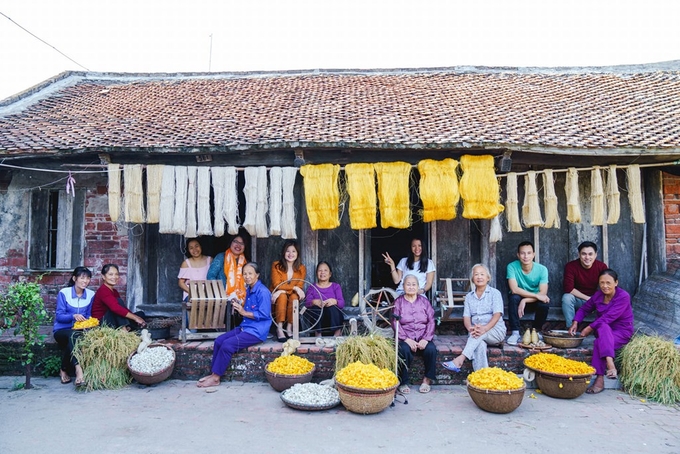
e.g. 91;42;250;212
1;69;680;154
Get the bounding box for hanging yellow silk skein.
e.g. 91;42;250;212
300;164;341;230
344;163;377;230
417;159;459;222
459;155;504;219
375;162;412;228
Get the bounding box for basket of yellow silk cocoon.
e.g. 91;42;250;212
524;353;594;399
265;355;316;392
466;367;525;414
335;361;399;414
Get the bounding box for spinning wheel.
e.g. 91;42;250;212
358;287;399;337
270;278;325;337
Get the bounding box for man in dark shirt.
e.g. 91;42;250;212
561;241;608;327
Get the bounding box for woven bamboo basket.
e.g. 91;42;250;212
127;344;176;385
534;371;591;399
467;382;526;414
336;382;398;414
265;367;315;392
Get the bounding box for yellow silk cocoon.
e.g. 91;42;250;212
459;155;504;219
344;163;377;229
300;164;341;230
375;162;412;228
417;158;459;222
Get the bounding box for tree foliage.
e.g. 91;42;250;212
0;280;50;389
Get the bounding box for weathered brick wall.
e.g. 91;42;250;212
664;172;680;273
0;178;128;315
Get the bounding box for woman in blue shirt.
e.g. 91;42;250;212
197;262;272;388
53;267;94;386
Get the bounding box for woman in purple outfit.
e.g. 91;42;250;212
307;261;345;337
568;269;634;394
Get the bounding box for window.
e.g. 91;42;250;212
30;189;85;269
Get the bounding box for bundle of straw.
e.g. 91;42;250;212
619;335;680;405
606;165;621;224
543;169;560;229
505;173;522;232
590;167;605;226
335;334;396;372
522;171;543;227
565;167;582;223
73;327;140;391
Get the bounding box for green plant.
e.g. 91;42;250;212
38;355;62;378
0;279;50;389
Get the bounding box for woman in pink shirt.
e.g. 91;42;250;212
392;274;436;394
178;239;212;300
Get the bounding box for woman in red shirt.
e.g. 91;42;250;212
92;264;146;331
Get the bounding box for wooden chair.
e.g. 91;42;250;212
180;280;232;342
436;277;470;321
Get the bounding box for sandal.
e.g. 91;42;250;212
60;371;72;385
606;369;618;379
419;382;431;394
586;386;604;394
398;385;410;395
442;361;461;373
74;379;85;388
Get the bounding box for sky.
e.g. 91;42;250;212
1;0;679;100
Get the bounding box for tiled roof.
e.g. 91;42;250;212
1;67;680;155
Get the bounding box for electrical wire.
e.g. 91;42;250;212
0;11;90;71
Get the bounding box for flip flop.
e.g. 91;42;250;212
442;361;461;372
419;382;431;394
606;369;618;379
586;386;604;394
74;380;85;388
398;385;410;395
60;373;72;384
197;379;220;388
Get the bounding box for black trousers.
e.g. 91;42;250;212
53;328;83;374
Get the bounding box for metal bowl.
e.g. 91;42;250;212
543;330;585;349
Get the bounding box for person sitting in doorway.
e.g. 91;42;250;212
562;241;608;328
382;237;435;296
506;241;549;345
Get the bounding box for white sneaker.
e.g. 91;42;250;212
507;332;521;345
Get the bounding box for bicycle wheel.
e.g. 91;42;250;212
358;287;399;337
271;278;324;336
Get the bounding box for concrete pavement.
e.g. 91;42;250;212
0;376;678;454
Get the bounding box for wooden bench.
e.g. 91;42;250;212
180;280;232;342
436;278;469;321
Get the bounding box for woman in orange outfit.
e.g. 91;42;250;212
270;240;306;342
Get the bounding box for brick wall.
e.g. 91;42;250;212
0;181;128;315
664;172;680;273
